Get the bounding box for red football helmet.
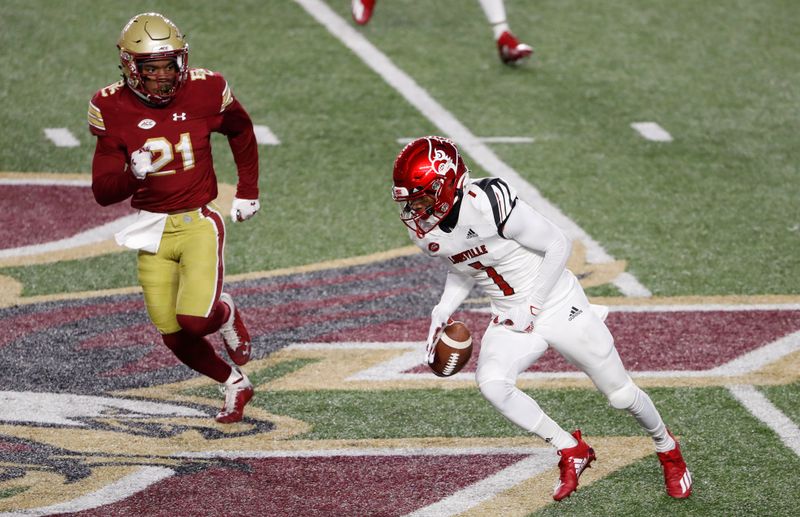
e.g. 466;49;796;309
392;136;468;237
117;13;189;106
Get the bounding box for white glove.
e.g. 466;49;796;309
493;303;540;333
231;197;260;222
130;145;154;180
425;305;453;363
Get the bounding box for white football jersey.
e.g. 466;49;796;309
409;177;571;313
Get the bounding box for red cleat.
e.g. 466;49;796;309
658;432;693;498
553;430;596;501
215;368;254;424
497;30;533;65
352;0;376;25
219;292;252;366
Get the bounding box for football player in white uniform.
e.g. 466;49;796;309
392;136;692;501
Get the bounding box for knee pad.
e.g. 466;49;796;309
606;379;640;410
478;379;516;411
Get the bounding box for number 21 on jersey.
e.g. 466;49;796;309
144;132;195;176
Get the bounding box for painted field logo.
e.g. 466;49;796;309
0;390;279;513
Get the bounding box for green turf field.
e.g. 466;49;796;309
1;1;798;515
2;0;798;296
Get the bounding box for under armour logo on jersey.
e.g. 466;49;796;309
568;306;583;321
466;228;478;239
172;112;187;121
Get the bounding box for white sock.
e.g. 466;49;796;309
478;0;507;25
627;387;676;452
477;0;509;38
224;367;243;385
491;22;510;40
536;415;579;450
479;379;577;449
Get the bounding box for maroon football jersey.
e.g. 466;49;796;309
89;68;258;212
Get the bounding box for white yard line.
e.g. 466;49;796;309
43;128;80;147
293;0;651;297
631;122;673;142
727;384;800;457
253;124;281;145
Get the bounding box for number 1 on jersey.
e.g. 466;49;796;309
468;261;515;296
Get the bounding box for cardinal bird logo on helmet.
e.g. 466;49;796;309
391;136;469;238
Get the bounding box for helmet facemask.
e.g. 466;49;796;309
396;178;454;237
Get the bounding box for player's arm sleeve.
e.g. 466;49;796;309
219;95;259;200
501;199;572;308
91;134;139;206
434;268;477;318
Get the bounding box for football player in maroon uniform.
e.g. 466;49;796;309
351;0;532;65
88;13;260;423
392;136;692;501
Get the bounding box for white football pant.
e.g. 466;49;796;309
476;271;669;449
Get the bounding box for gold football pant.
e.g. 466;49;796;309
137;205;226;335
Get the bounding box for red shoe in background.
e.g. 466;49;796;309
497;30;533;65
352;0;376;25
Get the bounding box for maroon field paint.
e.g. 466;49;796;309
0;185;133;249
404;309;800;373
71;454;527;516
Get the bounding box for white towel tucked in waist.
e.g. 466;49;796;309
114;210;168;253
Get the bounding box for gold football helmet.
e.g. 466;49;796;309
117;12;189;106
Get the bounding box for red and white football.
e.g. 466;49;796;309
428;321;473;377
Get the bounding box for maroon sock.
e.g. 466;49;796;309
176;299;231;337
162;330;232;383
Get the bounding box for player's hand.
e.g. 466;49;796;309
231;198;260;222
425;306;453;363
493;303;540;333
130;145;154;180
